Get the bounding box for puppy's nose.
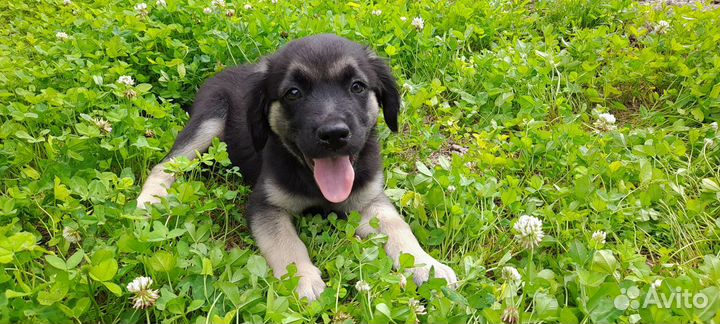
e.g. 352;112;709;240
317;123;350;149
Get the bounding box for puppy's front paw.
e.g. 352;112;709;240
136;193;162;209
295;263;326;301
136;167;175;209
409;255;458;288
136;184;168;209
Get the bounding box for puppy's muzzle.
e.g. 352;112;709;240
317;122;350;150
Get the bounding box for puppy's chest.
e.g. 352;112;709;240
263;174;382;215
300;206;349;219
264;185;362;215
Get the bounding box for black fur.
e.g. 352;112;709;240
174;34;399;211
143;35;458;298
369;56;400;132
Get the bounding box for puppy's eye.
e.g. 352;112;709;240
284;88;302;101
350;81;366;94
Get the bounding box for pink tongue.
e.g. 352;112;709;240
313;156;355;203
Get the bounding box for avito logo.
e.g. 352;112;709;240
614;285;708;310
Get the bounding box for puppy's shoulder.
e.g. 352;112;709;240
192;62;265;111
206;63;262;87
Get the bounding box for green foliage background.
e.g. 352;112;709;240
1;0;719;323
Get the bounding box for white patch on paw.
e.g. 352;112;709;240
295;263;326;301
356;198;460;288
136;191;163;209
408;254;458;288
136;164;175;209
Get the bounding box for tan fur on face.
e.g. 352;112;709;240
268;101;290;137
328;56;367;81
366;91;380;122
280;61;315;90
268;101;306;164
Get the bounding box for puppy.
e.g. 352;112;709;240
137;34;457;300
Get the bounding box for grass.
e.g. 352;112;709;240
1;0;720;323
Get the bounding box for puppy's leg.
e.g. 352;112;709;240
357;195;458;287
136;117;225;209
249;205;326;301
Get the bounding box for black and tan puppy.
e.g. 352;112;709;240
137;34;457;300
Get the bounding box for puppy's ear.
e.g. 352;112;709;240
246;72;271;152
369;55;400;132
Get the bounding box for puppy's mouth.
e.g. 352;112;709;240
304;155;357;203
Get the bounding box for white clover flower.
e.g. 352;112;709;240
591;230;607;245
156;0;166;7
243;3;252;10
711;122;718;131
372;9;382;16
56;32;69;40
271;0;278;3
63;227;81;244
502;306;520;324
398;273;407;288
651;279;662;289
402;83;413;92
411;17;424;31
211;0;225;7
447;185;456;193
593;113;617;133
124;89;137;99
135;3;148;15
127;276;160;309
226;9;235;17
332;312;353;323
704;138;714;147
501;266;522;283
598;113;616;124
203;7;213;14
656;20;670;34
117;75;135;86
408;298;427;315
355;280;371;292
93;118;113;134
127;276;152;293
400;16;407;21
63;0;72;5
513;215;544;249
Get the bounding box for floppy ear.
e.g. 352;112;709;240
369;56;400;132
246;73;271;152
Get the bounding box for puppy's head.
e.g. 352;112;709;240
248;34;400;203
